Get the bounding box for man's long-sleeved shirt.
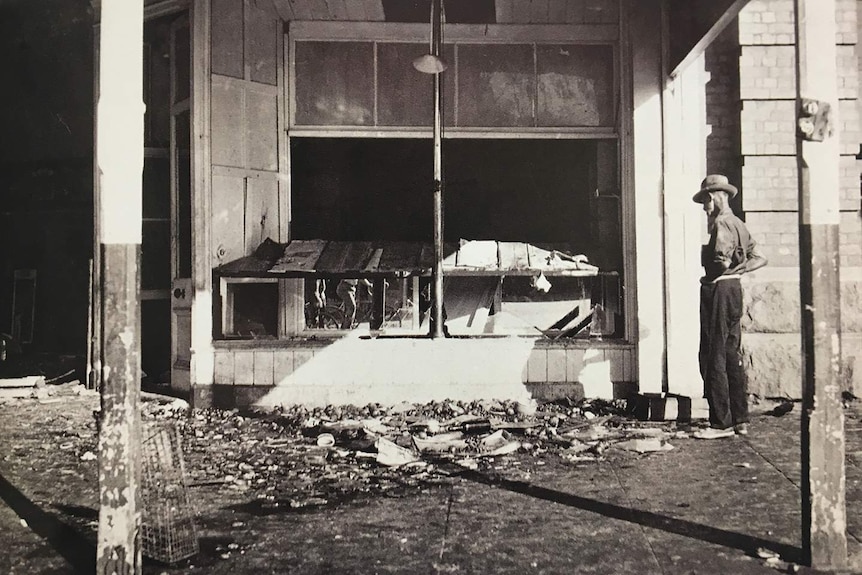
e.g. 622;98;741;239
701;207;759;284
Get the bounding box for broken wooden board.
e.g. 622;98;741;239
269;239;327;273
452;240;499;269
375;242;426;275
0;376;45;388
314;241;374;275
498;241;531;271
218;239;600;278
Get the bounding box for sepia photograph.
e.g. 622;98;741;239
0;0;861;572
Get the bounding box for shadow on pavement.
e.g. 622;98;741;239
0;472;96;573
459;468;803;565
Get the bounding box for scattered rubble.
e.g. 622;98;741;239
133;397;684;511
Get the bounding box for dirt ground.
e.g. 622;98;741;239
1;383;861;574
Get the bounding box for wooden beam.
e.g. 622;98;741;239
95;0;144;571
287;21;618;42
669;0;750;79
794;0;847;568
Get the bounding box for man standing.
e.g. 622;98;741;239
692;175;768;439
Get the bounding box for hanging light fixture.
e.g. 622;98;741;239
413;0;447;74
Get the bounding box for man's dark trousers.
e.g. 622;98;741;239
699;279;748;429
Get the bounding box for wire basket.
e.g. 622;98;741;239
141;422;199;564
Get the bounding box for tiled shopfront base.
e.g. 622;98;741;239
201;337;637;409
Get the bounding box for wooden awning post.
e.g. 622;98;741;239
794;0;847;568
96;0;145;572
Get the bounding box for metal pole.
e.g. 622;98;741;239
431;0;445;338
794;0;847;568
96;0;145;572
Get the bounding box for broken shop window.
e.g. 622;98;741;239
221;280;279;339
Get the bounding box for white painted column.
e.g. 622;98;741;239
629;0;666;394
663;55;709;397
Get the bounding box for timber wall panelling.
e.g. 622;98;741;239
210;0;283;267
211;76;278;170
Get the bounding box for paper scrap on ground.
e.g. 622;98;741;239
614;438;674;453
375;437;419;467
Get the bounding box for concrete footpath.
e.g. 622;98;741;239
0;396;861;574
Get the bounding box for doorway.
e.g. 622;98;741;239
141;12;191;389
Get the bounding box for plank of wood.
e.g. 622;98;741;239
314;241;375;274
453;240;499;269
497;241;518;271
364;248;384;272
376;242;424;273
212;0;244;78
211;77;245;168
269;239;327;272
245;86;279;171
216;254;273;275
211;174;246;268
246;0;279;84
0;376;45;389
312;240;351;273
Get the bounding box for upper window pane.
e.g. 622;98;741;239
457;44;535;127
295;41;375;126
377;43;456;127
378;43;433;127
537;44;615;127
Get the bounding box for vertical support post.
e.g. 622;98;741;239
794;0;847;568
86;258;94;389
96;0;145;573
431;0;445;338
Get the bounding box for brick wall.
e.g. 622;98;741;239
737;0;860;268
703;0;862;396
705;23;742;193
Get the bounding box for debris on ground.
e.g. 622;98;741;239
0;375;47;400
127;397;686;511
767;402;795;417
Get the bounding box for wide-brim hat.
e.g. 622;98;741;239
692;174;738;203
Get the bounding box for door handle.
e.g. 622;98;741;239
173;288;186;299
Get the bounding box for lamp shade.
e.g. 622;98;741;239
412;53;447;74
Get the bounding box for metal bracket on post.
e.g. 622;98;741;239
797;98;833;142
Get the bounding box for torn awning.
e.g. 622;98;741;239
215;239;599;278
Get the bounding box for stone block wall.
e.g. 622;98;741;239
707;0;862;397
